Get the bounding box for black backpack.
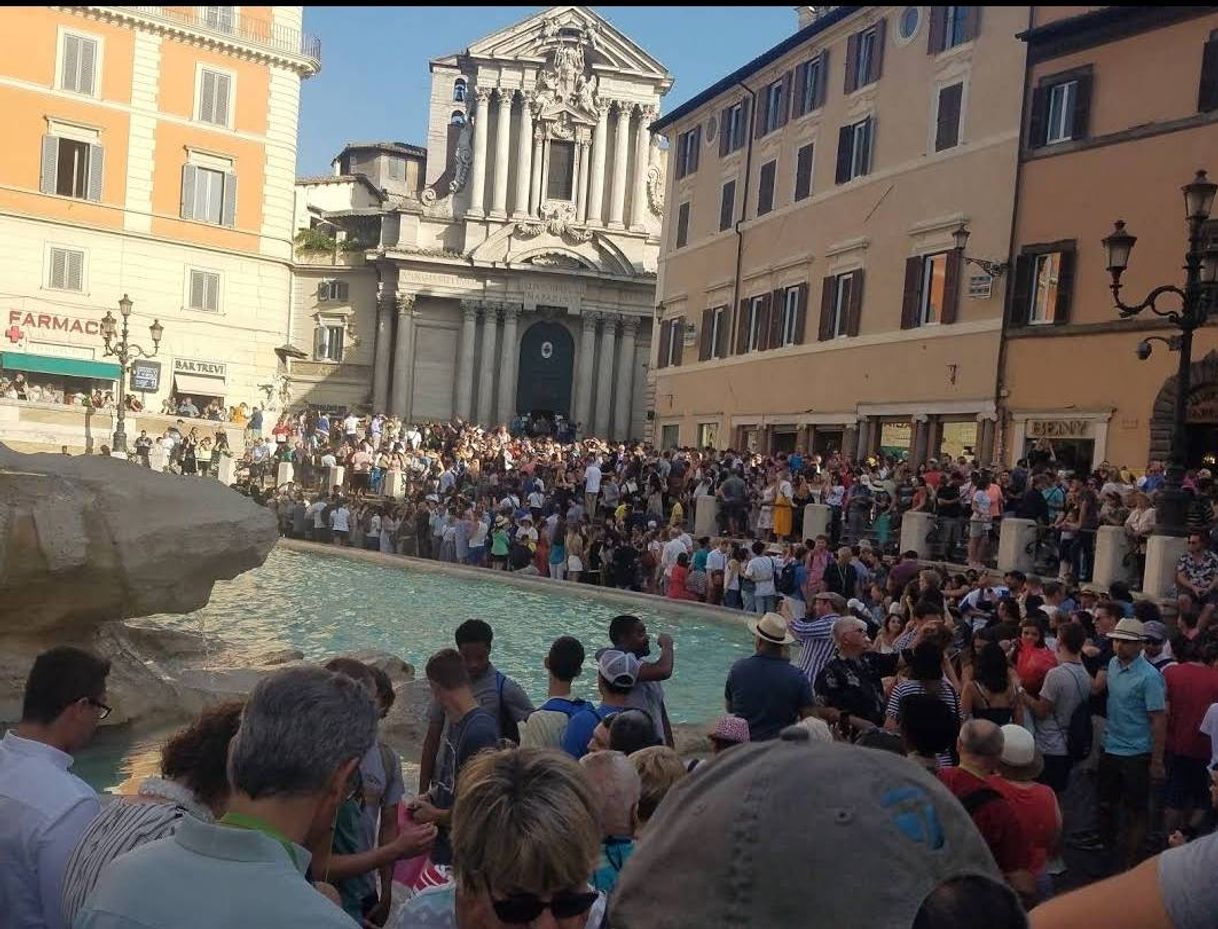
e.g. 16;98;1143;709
1065;670;1093;762
776;559;799;596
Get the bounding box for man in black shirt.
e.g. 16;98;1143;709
814;616;903;728
936;474;965;562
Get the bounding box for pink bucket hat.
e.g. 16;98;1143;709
709;714;751;745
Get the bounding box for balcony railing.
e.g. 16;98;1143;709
117;6;321;67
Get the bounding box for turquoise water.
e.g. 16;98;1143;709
75;547;753;790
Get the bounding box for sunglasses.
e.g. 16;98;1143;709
491;890;599;924
86;697;112;720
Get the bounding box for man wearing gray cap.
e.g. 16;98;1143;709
608;729;1027;928
562;651;638;760
1142;621;1176;672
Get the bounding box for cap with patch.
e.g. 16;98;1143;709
1142;620;1169;643
597;649;640;689
609;729;1015;928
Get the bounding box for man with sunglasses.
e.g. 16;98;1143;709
1;646;110;929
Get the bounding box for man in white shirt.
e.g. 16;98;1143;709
1;646;110;929
584;457;603;517
343;412;360;442
330;501;352;545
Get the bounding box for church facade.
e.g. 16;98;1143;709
292;6;671;440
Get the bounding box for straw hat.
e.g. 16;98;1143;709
748;612;796;646
1106;617;1146;642
997;724;1044;781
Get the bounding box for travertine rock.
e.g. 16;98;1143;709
0;443;277;637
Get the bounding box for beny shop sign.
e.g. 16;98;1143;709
8;309;101;336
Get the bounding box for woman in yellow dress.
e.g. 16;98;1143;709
772;468;794;541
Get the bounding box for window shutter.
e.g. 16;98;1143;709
720;105;732;155
779;70;793;127
752;296;768;351
718;307;731;357
691;127;700;174
314;325;326;360
901;256;922;329
206;273;220;311
860;117;875;175
795;144;813;201
672;317;684;366
221;172;237;227
337;281;349;301
818;276;835;341
1028;86;1049;149
793;284;808;344
793;62;807;118
190;271;205;308
1199;36;1218;112
40;136;60;194
214;73;231;126
870;19;886;84
835;125;853;184
942;248;962;324
1071;73;1093;140
658;319;672;369
740;98;751;145
49;249;67;289
928;6;946;54
769;289;784;348
62;35;81;91
962;6;981;43
699;308;713;360
86;144;104;201
720;180;735;231
200;70;216;122
846;270;864;336
66;250;84;292
845;31;860;94
1008;254;1034;326
816;50;830;108
78;37;96;94
736;299;751;354
181;164;197;219
1053;250;1076;325
936;83;963;152
755;91;768;139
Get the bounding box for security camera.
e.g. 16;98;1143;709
1135;340;1152;361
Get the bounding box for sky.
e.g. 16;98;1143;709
296;5;797;177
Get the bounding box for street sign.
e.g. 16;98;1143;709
131;359;161;392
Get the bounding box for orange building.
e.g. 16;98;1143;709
0;6;319;450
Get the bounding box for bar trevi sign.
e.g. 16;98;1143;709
173;358;227;379
1027;419;1091;439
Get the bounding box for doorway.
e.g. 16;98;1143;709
515;321;574;420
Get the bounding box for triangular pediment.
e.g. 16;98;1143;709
461;6;670;81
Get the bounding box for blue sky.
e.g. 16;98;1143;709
296;5;796;176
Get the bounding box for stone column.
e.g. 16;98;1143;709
389;295;417;421
477;305;498;425
977;414;997;466
575;311;598;435
997;518;1038;573
574;134;590;223
594;316;617;436
842;423;860;459
588;100;610;226
490;88;513;218
496;304;521;425
630;104;653;230
613;316;638;441
372;291;395;413
456;300;479;420
467;88;491;217
513;92;532;219
910;413;930;467
529;125;544;216
608;101;631;229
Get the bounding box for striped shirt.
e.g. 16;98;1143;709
61;779;210;926
886;678;962;768
792;612;838;684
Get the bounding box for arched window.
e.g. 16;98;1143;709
449;110;466;127
453;78;467;102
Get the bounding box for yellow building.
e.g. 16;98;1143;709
0;5;319;451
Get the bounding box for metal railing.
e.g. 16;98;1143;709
118;7;322;66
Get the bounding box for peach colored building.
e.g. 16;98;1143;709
1001;6;1218;473
649;6;1029;462
0;6;318;451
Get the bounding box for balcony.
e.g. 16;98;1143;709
113;6;321;70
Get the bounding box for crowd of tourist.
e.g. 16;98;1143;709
4;561;1218;928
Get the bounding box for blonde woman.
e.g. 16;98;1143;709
566;525;586;584
629;746;687;836
392;748;604;929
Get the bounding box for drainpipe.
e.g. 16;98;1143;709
730;79;758;448
994;6;1036;465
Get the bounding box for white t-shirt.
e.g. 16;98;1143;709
745;556;777;597
1199;702;1218;768
585;464;602;494
707;550;728;572
662;539;686;575
343;415;359;435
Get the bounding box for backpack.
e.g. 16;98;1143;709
776;559;799;596
1065;669;1093;762
496;672;521;745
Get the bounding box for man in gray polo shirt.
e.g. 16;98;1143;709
74;666;436;929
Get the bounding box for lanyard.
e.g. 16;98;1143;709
219;811;299;868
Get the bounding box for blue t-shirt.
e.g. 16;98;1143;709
1104;653;1167;756
561;703;619;759
724;653;814;741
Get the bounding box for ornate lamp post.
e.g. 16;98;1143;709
1102;169;1218;536
100;294;163;454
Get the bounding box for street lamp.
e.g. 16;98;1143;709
952;223;1010;277
99;293;163;454
1103;168;1218;537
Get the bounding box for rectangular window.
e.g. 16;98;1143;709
546;140;575;200
660;424;679;450
919;252;949;325
725;102;746;153
935;82;964;152
677;127;700;177
1045;80;1078;144
800;56;823;114
315;319;345;363
748;295;766;351
663;319;684;367
318;280;350;302
697;422;718;448
201;6;235;32
48;247;85;292
945;7;970;48
855;27;877;89
1199;30;1218;113
930;7;978;54
794;143;814;201
765;80;785;133
197;68;232;127
61;33;98;95
836;117;873;183
719;180;736;232
188;269;220;312
757;160;776;216
781;287;800;346
831;274;853;338
710;306;727;358
675;201;690;248
55;139;91;199
387;157;405;180
193;166;226;224
1030;253;1061;323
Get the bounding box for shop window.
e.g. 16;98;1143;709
697;422;718;448
314;318;345;363
660;424;679;449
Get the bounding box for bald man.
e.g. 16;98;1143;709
579;750;641;894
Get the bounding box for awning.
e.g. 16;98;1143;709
0;351;120;381
173;373;225;397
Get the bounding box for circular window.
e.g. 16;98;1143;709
541;341;554;360
897;6;922;43
705;115;718;143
